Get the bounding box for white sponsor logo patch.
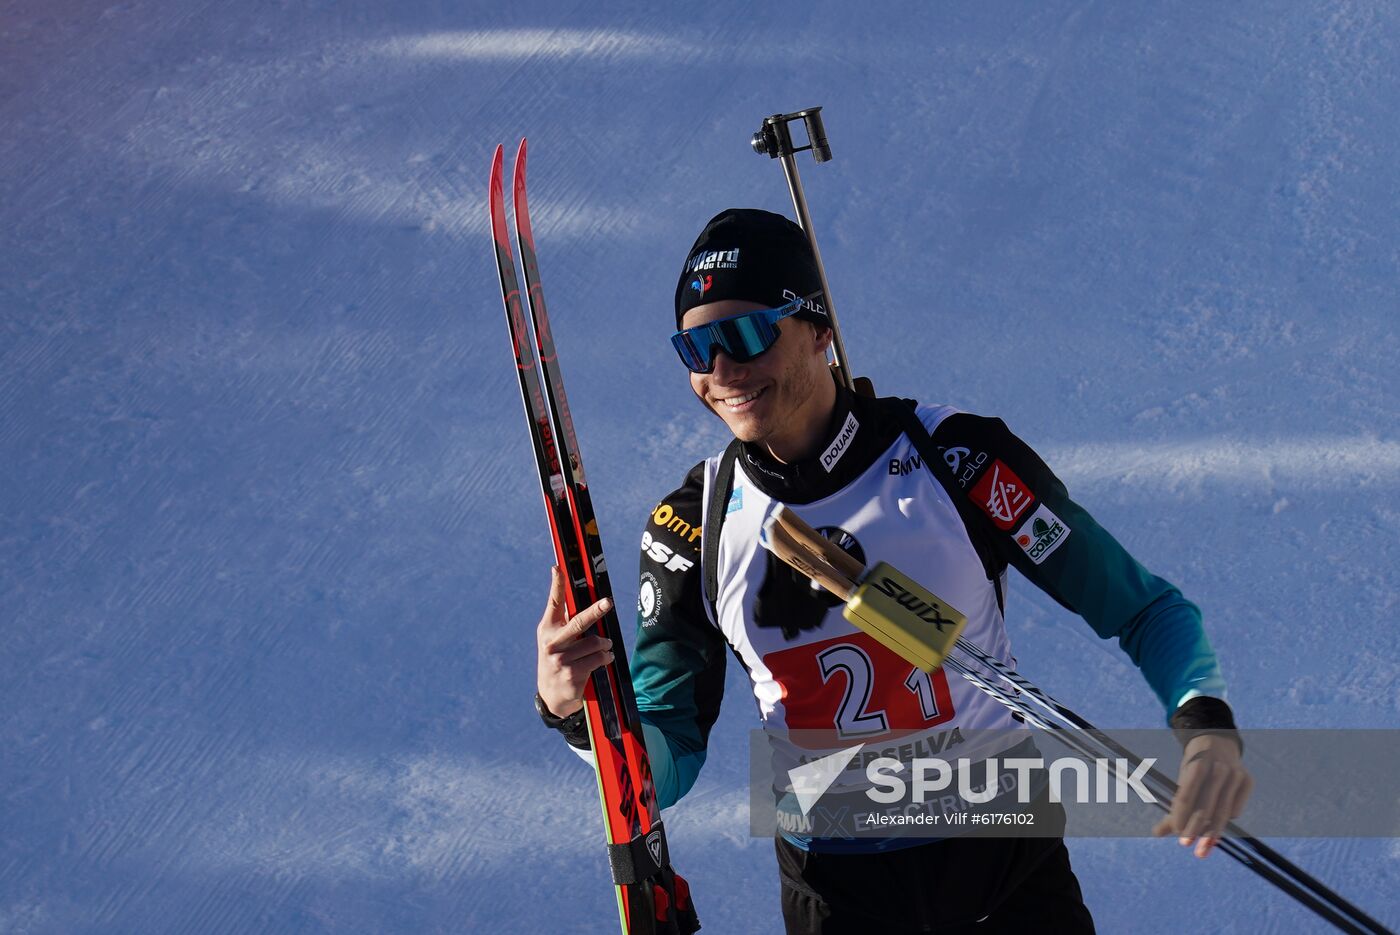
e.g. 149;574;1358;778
641;530;695;573
820;411;860;473
646;829;664;865
1012;504;1070;565
638;572;662;626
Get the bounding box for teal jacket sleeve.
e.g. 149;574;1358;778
927;413;1227;718
630;462;728;809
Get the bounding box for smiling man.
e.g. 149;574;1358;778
534;208;1251;933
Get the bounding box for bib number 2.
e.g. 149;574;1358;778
768;632;956;740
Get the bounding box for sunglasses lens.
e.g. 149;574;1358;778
721;315;772;363
672;301;797;373
672;331;712;372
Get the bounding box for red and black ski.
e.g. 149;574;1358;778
490;140;699;935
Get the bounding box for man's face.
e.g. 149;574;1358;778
680;300;832;452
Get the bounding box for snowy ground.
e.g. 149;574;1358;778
2;2;1397;932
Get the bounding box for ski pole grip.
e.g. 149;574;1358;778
767;506;968;673
843;562;967;673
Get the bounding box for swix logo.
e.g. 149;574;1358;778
685;247;740;273
970;460;1033;530
641;530;695;573
889;453;923;476
689;274;713;296
869;576;957;631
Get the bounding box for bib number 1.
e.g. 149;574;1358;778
768;631;956;740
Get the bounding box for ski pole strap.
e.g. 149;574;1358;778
607;821;670;885
702;440;743;612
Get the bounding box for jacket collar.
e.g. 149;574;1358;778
738;384;902;504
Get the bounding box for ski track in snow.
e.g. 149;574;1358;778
2;0;1398;932
1050;436;1400;490
366;29;708;63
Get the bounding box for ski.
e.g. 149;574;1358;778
490;141;698;935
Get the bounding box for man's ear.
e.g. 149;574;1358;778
813;323;834;354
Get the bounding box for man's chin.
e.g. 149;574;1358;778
716;410;766;443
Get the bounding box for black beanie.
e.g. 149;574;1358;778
673;208;828;329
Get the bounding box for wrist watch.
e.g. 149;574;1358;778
535;691;586;730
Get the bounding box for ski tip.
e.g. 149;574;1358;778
512;138;533;246
489;144;504;201
488;144;510;246
513;138;528;191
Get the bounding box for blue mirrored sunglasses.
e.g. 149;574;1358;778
671;295;809;374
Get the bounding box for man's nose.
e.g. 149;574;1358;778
708;347;750;383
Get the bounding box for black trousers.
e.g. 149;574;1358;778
776;831;1096;934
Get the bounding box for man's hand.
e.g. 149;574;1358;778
536;565;615;719
1152;734;1253;858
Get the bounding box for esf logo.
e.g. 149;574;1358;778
641;530;695;573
